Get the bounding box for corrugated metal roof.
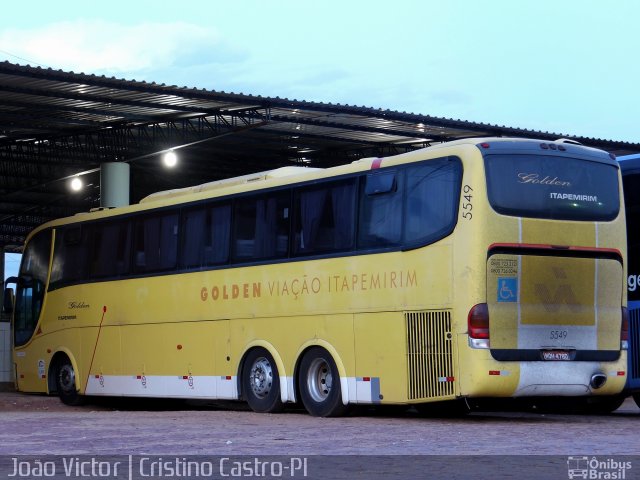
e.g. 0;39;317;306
1;60;639;251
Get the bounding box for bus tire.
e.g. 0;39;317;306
242;348;284;413
55;356;85;406
298;347;348;417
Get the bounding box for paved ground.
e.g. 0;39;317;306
0;390;638;457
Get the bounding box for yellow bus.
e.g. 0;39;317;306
6;137;628;416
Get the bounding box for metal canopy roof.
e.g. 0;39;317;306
1;60;639;252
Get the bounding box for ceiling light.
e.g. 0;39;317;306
163;150;178;168
70;177;83;192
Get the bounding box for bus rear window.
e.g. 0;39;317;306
484;154;620;221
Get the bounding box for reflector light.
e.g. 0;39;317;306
617;371;626;376
480;143;490;149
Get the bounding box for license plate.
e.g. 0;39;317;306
542;350;571;361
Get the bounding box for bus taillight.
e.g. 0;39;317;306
468;304;490;348
621;307;629;350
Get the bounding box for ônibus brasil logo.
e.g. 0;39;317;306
567;456;632;479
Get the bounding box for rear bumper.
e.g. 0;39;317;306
458;340;627;398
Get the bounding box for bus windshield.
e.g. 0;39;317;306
484;154;620;221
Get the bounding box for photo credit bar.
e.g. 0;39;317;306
0;455;638;479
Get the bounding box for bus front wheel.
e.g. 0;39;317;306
298;347;348;417
241;348;284;413
55;356;85;406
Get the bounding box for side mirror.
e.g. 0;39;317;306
3;287;15;314
3;277;19;314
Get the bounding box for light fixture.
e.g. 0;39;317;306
70;177;83;192
163;150;178;168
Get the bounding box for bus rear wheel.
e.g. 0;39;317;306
298;347;348;417
242;348;284;413
55;356;85;406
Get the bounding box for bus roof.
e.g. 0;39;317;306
461;137;617;165
140;166;322;204
618;154;640;175
23;136;621;241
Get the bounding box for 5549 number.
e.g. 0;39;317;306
462;185;473;219
549;330;568;340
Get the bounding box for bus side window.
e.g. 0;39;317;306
358;171;402;248
404;159;461;245
232;192;290;262
50;226;90;286
181;203;231;268
294;179;356;255
181;208;207;268
208;204;231;264
89;222;131;278
133;212;179;273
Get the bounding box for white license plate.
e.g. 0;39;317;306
542;350;571;361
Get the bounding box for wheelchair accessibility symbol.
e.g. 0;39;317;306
497;277;518;302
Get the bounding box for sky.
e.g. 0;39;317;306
1;1;640;281
0;0;639;145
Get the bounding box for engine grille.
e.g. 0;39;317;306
405;310;455;400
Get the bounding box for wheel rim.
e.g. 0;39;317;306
58;364;76;394
306;357;332;403
249;357;274;399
